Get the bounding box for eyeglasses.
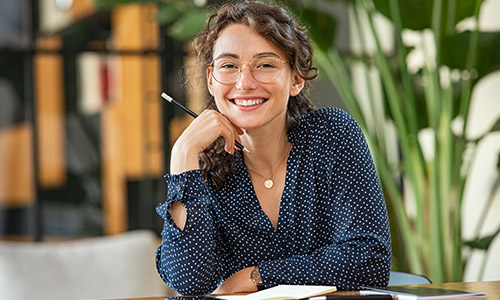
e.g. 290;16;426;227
208;55;288;84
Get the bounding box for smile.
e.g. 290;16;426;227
232;98;268;107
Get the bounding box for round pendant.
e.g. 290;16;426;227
264;179;274;189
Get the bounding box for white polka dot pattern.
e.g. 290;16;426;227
155;107;391;295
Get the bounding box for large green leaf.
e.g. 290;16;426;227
372;0;481;33
278;1;337;52
297;8;337;52
156;2;184;24
441;31;500;80
168;9;208;42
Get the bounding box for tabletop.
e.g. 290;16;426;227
100;280;500;300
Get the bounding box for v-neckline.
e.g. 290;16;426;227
239;144;297;233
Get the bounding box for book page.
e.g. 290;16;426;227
217;285;337;300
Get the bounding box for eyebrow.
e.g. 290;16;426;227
214;52;282;60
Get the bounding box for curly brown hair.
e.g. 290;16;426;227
192;0;318;189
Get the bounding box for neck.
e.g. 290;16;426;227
241;128;290;175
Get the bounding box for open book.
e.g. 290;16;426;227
217;285;337;300
361;286;487;299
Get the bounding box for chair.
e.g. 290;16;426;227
0;230;177;300
389;271;432;286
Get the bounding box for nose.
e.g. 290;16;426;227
235;64;257;90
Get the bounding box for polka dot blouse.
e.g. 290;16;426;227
155;107;391;295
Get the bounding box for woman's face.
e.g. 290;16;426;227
207;24;304;132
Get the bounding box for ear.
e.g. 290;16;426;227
207;68;214;96
289;73;305;97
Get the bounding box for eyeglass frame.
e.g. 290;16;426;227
207;54;288;85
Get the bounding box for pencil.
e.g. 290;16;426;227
161;92;249;153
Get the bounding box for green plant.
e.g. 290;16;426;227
93;0;500;282
306;0;500;282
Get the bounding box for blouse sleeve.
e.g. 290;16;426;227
258;111;391;290
155;169;221;295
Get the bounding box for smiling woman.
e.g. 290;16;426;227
154;0;391;296
207;23;304;133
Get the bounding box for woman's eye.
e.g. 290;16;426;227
220;63;238;69
258;63;275;68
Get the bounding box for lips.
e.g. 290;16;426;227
232;98;268;107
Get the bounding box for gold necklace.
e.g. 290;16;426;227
246;145;292;189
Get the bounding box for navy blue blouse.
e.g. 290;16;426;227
155;107;391;295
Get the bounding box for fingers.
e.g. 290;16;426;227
189;109;243;155
171;109;245;174
199;110;242;154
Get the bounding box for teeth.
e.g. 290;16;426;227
233;99;265;107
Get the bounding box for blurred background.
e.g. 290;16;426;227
0;0;499;298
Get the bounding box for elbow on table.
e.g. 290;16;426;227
163;274;219;296
361;258;391;287
367;268;390;287
337;267;389;290
170;284;217;296
342;250;391;289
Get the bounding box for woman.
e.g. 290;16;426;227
156;1;391;295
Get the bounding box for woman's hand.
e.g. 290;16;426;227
168;109;243;230
170;109;244;175
212;267;258;295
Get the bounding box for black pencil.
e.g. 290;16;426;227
161;92;249;153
